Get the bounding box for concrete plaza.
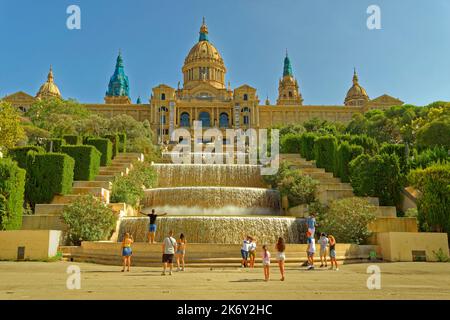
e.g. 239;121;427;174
0;261;449;300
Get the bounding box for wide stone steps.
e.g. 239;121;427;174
72;181;112;189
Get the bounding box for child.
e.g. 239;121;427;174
262;245;271;281
248;237;257;268
276;237;286;281
328;235;339;271
121;233;133;272
176;233;187;271
306;231;315;270
241;235;251;268
318;232;329;268
306;212;317;238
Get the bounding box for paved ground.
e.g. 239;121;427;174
0;261;449;300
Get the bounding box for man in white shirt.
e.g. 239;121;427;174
162;230;177;275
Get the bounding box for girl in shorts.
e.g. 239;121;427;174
176;233;187;271
275;237;286;281
121;233;133;272
262;245;271;282
328;235;339;271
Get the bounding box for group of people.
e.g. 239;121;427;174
239;212;339;281
121;209;187;274
120;209;339;280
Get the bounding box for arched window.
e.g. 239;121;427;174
199;111;211;127
243;94;248;101
180;112;190;127
161;93;166;100
288;91;293;98
243;115;250;125
219;112;229;128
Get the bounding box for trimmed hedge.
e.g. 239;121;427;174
61;145;101;181
45;138;65;153
349;135;378;154
280;133;302;153
299;133;317;161
86;138;113;166
336;142;364;182
25;152;75;206
118;133;127;153
104;134;120;158
349;153;401;206
0;158;26;230
380;143;408;172
7;145;45;169
63;135;81;145
313;135;337;173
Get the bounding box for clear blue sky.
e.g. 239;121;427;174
1;0;449;106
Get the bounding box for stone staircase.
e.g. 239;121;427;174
280;154;397;218
22;153;144;231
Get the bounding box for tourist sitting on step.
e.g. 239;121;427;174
140;208;168;244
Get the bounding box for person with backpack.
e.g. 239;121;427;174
162;230;177;275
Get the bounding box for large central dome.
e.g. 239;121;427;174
182;18;227;90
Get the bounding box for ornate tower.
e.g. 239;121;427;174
344;68;369;106
105;51;131;104
181;18;227;90
276;51;303;105
36;66;62;100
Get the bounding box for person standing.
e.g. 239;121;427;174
275;237;286;281
318;232;329;268
162;230;177;276
306;231;316;270
248;237;257;268
240;235;252;268
121;233;133;272
176;233;187;271
141;208;167;244
306;212;317;238
328;235;339;271
262;245;271;282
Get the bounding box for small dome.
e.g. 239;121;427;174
344;69;368;105
36;66;61;99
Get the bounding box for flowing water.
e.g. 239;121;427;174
143;187;280;215
152;164;266;188
118;216;306;244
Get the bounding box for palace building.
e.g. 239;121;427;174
2;19;403;143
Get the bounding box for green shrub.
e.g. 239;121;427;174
45;138;65;153
380;143;408;172
0;158;26;230
408;146;449;169
86;138;112;166
349;135;378;154
7;145;45;169
313;135;337;173
336;142;364;182
62;135;81;145
416;120;450;150
278;170;318;207
128;161;158;189
299;133;317;161
118;133;127;153
104;134;119;158
280;133;302;153
62;194;117;245
61;145;101;181
349;153;402;206
25;153;74;206
408;164;450;235
318;197;377;244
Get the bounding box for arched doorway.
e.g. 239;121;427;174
219;112;229;128
199;111;211;127
180;112;190;127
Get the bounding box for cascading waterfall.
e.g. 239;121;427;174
152;164;266;188
143;187;280;215
119;216;307;244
